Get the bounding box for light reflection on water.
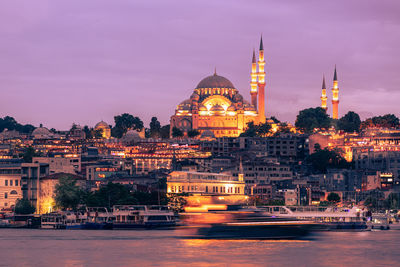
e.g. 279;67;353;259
0;229;399;267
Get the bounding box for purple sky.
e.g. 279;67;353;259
1;0;399;130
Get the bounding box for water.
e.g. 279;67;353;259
1;229;399;266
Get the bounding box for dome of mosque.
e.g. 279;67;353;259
196;73;235;89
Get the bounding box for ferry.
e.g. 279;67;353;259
263;206;368;231
192;207;315;239
83;207;114;230
41;211;87;229
112;205;176;229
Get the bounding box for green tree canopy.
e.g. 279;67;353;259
0;116;35;134
307;148;351;173
337;111;361;132
160;125;170;139
240;121;272;137
149;117;161;138
327;192;341;203
172;127;184;138
54;175;84;211
20;146;41;163
111;113;144;138
85;182;136;208
361;114;400;129
295;107;331;133
187;129;200;138
14;199;35;214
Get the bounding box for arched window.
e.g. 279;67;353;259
10;190;18;195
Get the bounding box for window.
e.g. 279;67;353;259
5;180;8;186
10;180;13;186
4;193;7;199
15;180;18;186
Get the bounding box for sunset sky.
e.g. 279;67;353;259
1;0;399;130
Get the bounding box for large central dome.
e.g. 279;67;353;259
196;73;235;89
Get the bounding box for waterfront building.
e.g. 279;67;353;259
170;37;266;138
0;159;22;210
21;162;50;211
167;170;246;207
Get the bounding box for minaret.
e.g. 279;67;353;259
257;36;266;123
320;75;327;111
250;49;258;109
331;66;339;119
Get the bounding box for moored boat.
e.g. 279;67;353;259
112;205;176;229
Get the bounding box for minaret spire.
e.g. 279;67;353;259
250;49;258;108
320;75;327;111
332;65;339;119
257;35;266;123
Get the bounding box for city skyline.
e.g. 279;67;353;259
1;0;399;130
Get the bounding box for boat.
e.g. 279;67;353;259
41;213;66;229
112;205;176;229
83;207;114;230
193;208;315;239
263;206;368;231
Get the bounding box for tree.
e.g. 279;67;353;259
111;113;144;138
385;193;400;210
92;128;103;139
270;116;281;124
361;114;400;129
160;125;170;139
295;107;331;133
187;129;200;138
274;122;291;135
20;146;41;163
14;199;35;214
337;111;361;132
327;192;341;203
307;148;351;173
54;175;84;211
83;125;92;139
172;127;183;138
85;182;136;208
0;116;35;134
240;122;258;137
149;117;161;138
240;121;271;137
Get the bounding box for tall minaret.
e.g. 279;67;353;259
257;36;266;123
320;75;327;111
250;49;258;109
331;66;339;119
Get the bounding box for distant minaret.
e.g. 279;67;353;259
250;49;258;109
332;66;339;119
257;36;266;123
320;75;327;112
238;157;244;182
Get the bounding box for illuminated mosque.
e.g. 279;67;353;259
170;37;266;138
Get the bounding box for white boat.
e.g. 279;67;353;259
263;206;368;231
112;205;176;229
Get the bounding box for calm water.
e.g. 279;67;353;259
0;228;399;267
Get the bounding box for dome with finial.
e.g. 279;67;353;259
196;71;235;89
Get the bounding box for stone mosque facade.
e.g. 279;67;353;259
170;37;267;138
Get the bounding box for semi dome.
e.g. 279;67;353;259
196;73;235;89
